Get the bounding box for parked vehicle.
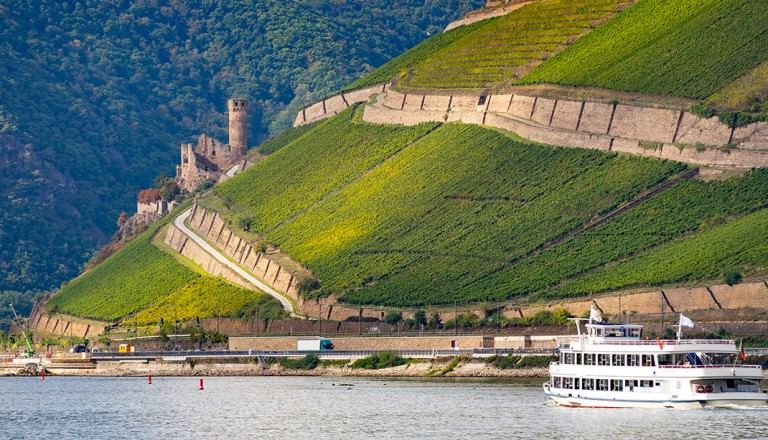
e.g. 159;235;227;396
297;338;334;351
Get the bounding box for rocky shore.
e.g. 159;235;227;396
1;358;549;379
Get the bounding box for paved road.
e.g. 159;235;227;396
174;208;297;316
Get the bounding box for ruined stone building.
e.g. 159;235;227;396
176;99;248;192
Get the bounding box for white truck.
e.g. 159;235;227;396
297;338;334;351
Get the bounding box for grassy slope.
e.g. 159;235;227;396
210;113;726;307
214;107;440;233
400;0;632;91
520;0;768;100
47;208;284;323
347;0;631;93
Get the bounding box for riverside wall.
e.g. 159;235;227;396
305;88;768;168
228;335;564;351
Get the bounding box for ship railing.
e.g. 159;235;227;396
586;339;734;346
657;364;763;370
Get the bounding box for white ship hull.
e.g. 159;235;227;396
545;386;768;409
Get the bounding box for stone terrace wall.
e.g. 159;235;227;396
176;204;379;321
444;1;533;31
293;85;388;127
515;281;768;320
28;306;110;341
362;89;768;168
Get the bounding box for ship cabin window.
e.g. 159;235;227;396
605;328;625;337
598;354;610;366
563;352;574;364
564;378;575;389
597;379;609;391
658;354;674;366
610;380;624;391
585;353;596;365
582;378;594;390
641;354;655;366
628;354;641;366
611;354;625;366
575;353;582;365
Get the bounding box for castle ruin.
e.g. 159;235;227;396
176;99;248;192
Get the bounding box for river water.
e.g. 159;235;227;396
1;376;766;439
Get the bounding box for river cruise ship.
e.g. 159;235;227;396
544;316;768;408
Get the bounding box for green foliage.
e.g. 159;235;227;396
549;208;768;297
521;0;768;100
724;271;742;286
351;351;407;370
47;207;284;322
486;169;768;301
252;122;320;157
213;107;440;233
281;353;320;370
384;311;403;324
510;309;572;327
46;222;197;321
690;104;716;119
387;0;630;91
0;0;480;300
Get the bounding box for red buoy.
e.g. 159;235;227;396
148;374;152;385
199;378;204;390
41;370;45;380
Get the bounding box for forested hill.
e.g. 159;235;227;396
0;0;482;300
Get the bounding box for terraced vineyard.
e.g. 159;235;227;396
47;211;284;322
395;0;633;91
208;115;698;307
520;0;768;99
474;169;768;301
214;107;440;233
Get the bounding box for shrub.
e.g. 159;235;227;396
351;351;406;369
384;311;403;324
281;354;320;370
724;271;742;286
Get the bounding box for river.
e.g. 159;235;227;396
1;376;766;439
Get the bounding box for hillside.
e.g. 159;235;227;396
47;204;286;323
0;0;482;310
352;0;768;116
41;0;768;325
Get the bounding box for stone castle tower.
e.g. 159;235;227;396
176;98;249;191
228;99;248;156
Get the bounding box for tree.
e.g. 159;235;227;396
137;188;161;204
385;311;402;324
117;212;129;227
724;271;742;286
158;179;180;202
414;310;427;326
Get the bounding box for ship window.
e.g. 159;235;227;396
610;380;623;392
582;379;593;390
658;354;673;366
575;353;582;364
564;353;574;364
611;354;625;366
585;354;596;365
565;378;575;389
598;354;610;366
628;354;640;366
642;355;655;366
554;377;562;388
598;379;609;391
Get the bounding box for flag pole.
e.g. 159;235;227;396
676;313;682;342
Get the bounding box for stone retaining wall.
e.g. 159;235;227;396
293;85;387;127
28;306;110;341
360;89;768;167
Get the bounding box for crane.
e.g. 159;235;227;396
9;304;35;356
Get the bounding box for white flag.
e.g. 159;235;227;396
680;314;694;328
590;306;603;323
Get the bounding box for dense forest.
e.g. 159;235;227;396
0;0;482;323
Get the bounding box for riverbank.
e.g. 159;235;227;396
1;357;550;378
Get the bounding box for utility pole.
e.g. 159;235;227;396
319;303;322;336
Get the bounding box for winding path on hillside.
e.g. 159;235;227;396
173;208;297;317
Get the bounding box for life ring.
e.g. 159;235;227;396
705;384;713;393
696;385;705;393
